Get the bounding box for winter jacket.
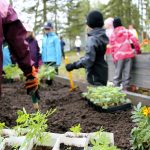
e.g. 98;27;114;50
26;36;41;68
106;28;114;55
60;40;65;50
2;45;12;67
42;32;62;66
0;1;32;78
109;26;140;62
74;28;109;86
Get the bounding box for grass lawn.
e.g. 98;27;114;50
59;50;86;82
141;44;150;53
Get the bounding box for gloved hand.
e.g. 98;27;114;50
35;67;39;73
66;61;83;72
66;63;76;72
25;66;39;97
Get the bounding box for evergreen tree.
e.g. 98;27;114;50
64;0;90;41
101;0;140;31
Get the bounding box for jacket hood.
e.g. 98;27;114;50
114;26;126;37
88;28;109;45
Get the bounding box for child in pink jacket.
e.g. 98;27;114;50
109;17;140;90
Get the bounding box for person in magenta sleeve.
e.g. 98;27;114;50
0;0;39;98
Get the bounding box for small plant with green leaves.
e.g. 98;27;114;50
0;122;5;143
3;64;23;80
69;124;82;136
83;86;130;109
90;128;120;150
38;64;56;83
15;108;56;148
130;103;150;150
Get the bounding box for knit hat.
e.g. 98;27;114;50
86;10;104;28
104;17;114;29
113;17;122;28
44;21;53;29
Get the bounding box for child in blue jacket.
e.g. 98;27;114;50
2;41;12;68
42;21;62;85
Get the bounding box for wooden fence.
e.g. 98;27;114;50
106;54;150;89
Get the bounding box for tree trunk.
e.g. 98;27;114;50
54;0;58;34
43;0;47;23
34;0;40;33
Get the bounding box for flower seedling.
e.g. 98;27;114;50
131;103;150;150
83;86;130;109
15;108;56;148
37;64;56;84
69;124;82;136
90;128;120;150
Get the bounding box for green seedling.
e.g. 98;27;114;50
90;128;120;150
70;124;82;136
38;64;56;84
15;108;56;148
83;86;130;109
3;64;23;80
0;122;5;144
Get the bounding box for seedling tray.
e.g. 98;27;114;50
85;98;132;113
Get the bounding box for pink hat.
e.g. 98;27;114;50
104;17;114;27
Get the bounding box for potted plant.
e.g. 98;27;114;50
3;64;23;83
131;103;150;150
14;108;56;150
89;128;120;150
53;124;90;150
37;64;56;84
83;86;131;112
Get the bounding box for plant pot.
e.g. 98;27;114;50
35;132;62;148
88;132;114;146
53;132;90;150
0;136;33;150
59;143;84;150
85;98;132;113
1;129;17;137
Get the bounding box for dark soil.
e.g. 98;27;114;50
4;145;52;150
60;143;83;150
32;145;52;150
0;81;134;150
4;146;18;150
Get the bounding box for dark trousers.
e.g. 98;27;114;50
61;48;65;59
113;58;133;88
76;47;81;52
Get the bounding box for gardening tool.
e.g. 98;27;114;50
65;57;75;91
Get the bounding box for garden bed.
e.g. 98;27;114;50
0;81;134;150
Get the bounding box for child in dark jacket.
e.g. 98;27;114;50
66;10;108;86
